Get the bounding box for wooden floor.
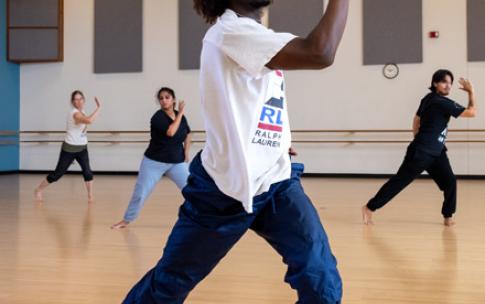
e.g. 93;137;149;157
1;174;485;303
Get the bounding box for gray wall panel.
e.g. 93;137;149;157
9;0;58;27
468;0;485;62
94;0;143;73
178;0;210;70
363;0;422;65
269;0;324;37
9;29;59;60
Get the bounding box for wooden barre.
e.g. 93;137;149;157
16;129;485;135
0;131;19;136
17;140;485;144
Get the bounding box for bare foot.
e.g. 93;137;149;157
444;217;455;226
34;188;43;201
111;220;130;229
362;205;374;225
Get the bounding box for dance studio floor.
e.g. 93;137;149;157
1;174;484;304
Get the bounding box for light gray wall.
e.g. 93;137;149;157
19;0;485;174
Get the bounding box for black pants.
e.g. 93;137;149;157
47;148;93;183
367;145;457;218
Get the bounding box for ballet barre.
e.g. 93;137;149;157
11;129;485;145
15;139;485;144
16;129;485;134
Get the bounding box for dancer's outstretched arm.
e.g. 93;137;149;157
74;97;101;124
267;0;349;70
458;78;477;118
167;101;185;137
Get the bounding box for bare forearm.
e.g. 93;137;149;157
460;91;477;118
467;91;476;109
458;78;477;118
412;125;419;137
87;107;100;123
266;0;349;70
167;113;184;137
75;107;100;124
412;116;420;137
306;0;350;64
184;135;191;155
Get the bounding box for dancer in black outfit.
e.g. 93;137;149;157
362;70;477;226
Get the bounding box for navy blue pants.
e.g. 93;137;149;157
123;153;342;304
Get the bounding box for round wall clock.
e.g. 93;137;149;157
383;63;399;79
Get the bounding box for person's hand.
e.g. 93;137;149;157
459;78;474;94
289;147;298;156
178;100;186;113
94;97;101;108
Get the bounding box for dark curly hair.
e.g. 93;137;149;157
193;0;230;24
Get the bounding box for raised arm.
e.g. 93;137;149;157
266;0;350;70
458;78;477;118
166;101;186;137
73;97;101;125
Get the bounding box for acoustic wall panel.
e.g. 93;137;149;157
9;29;59;61
269;0;324;37
363;0;422;65
94;0;143;73
467;0;485;62
7;0;63;62
178;0;211;70
9;0;58;27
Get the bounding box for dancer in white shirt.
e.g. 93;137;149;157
35;90;101;203
123;1;349;303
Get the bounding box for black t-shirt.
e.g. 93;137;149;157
144;110;191;163
412;92;465;156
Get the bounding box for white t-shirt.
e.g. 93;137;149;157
200;9;297;213
65;107;88;146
